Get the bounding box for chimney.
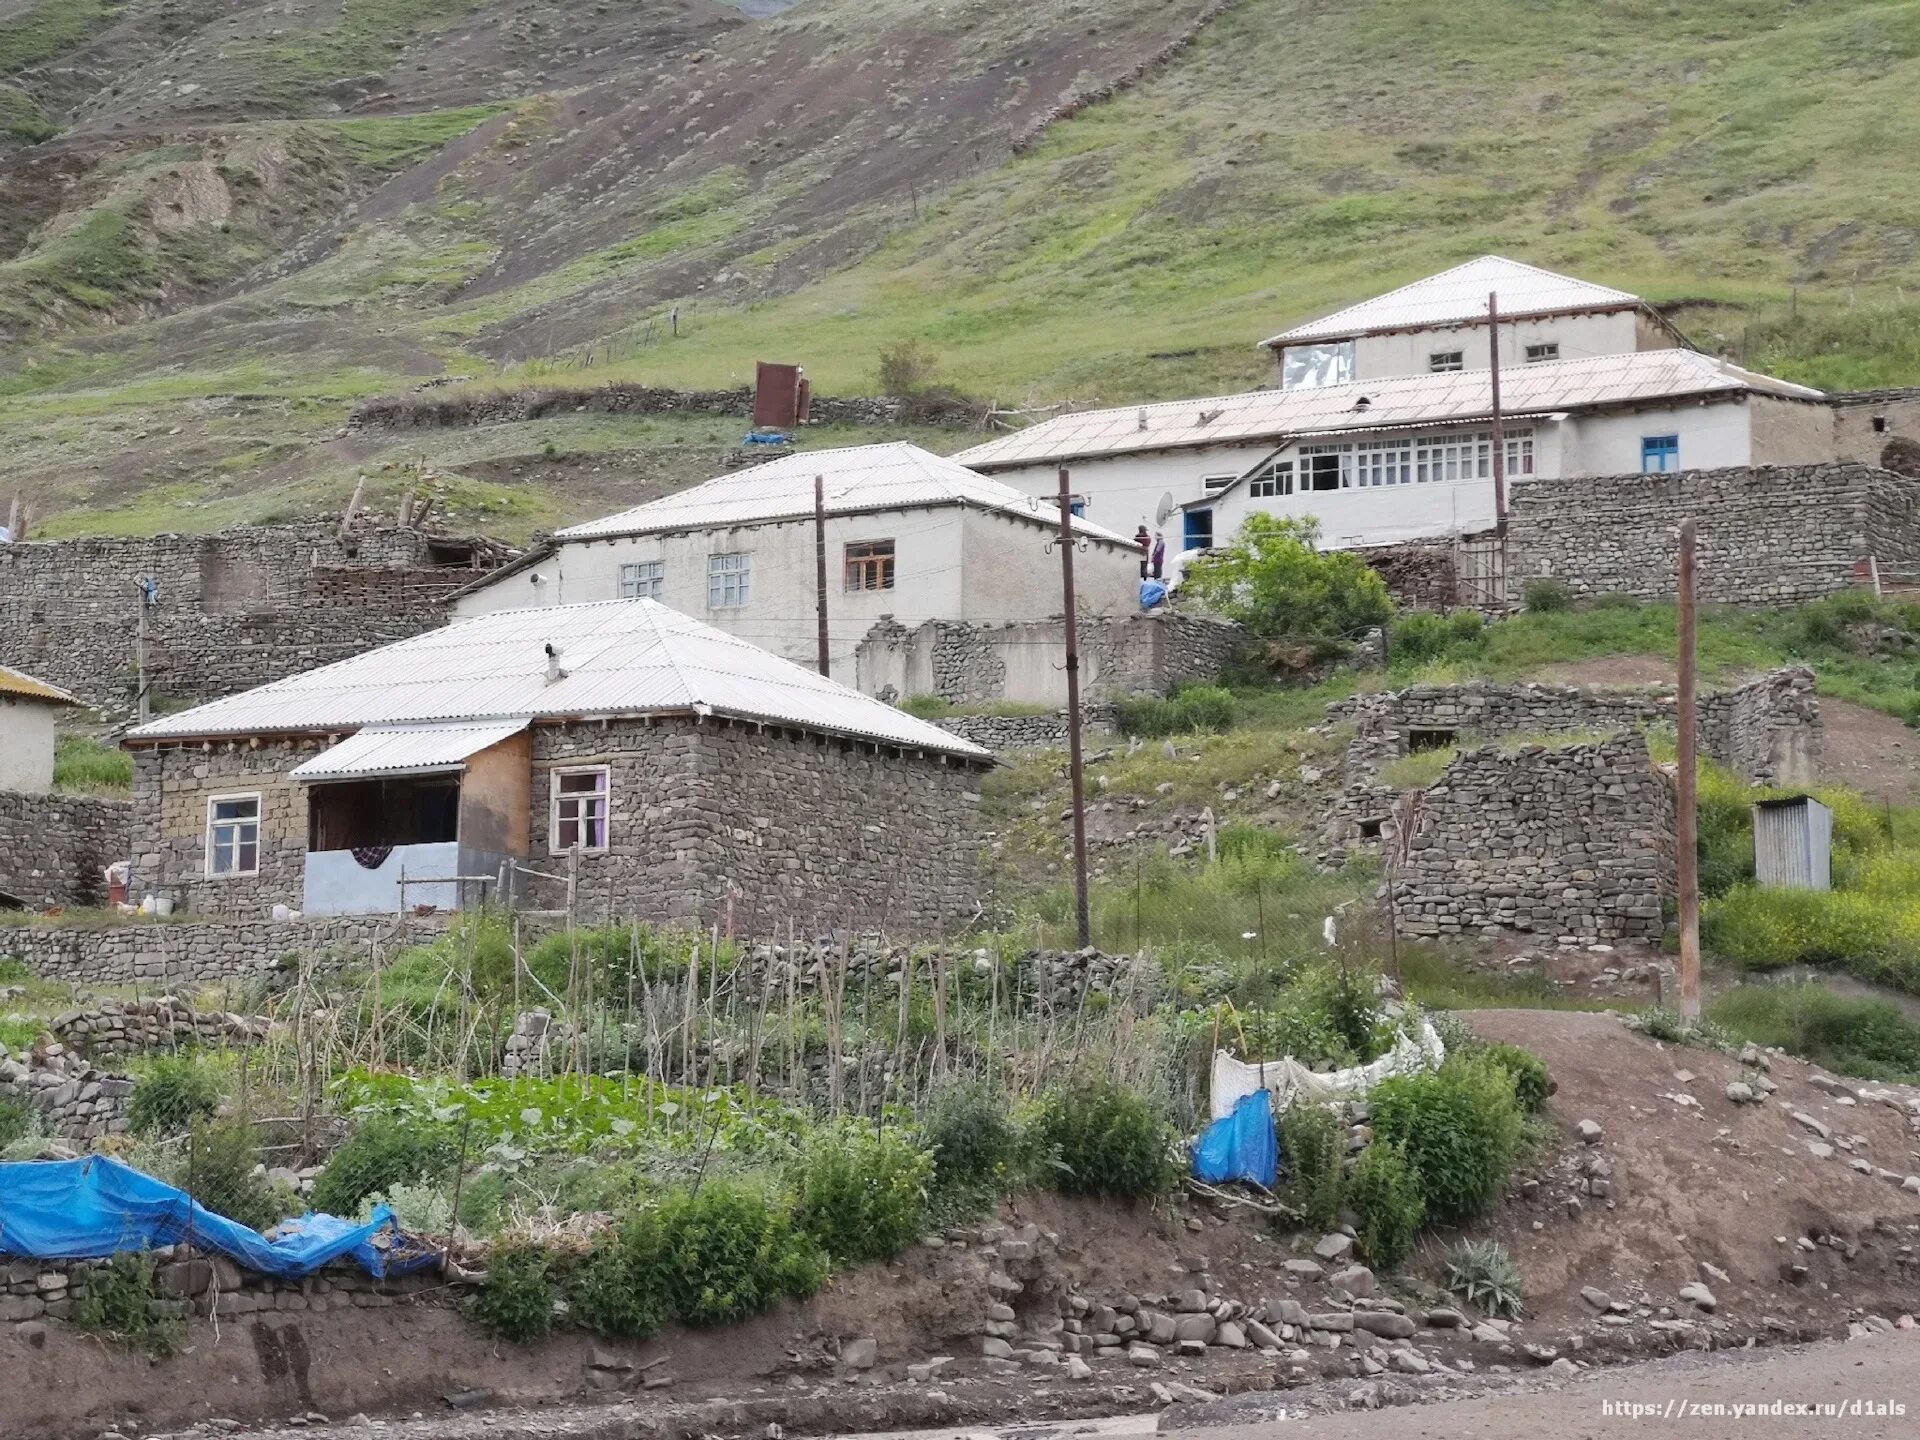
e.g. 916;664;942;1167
544;643;567;684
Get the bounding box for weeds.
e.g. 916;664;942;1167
1444;1239;1525;1318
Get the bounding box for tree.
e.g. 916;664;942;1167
1182;514;1392;648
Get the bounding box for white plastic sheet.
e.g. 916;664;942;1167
1209;1019;1447;1121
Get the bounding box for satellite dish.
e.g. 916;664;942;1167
1154;491;1175;526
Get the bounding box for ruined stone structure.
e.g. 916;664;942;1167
1506;463;1920;605
0;791;129;908
856;611;1243;710
0;915;446;989
1393;733;1676;942
0;1040;135;1141
51;996;268;1061
0;523;508;711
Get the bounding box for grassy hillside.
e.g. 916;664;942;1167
2;0;1919;538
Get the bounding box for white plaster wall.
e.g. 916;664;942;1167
1345;311;1655;383
0;698;57;793
985;443;1280;544
1558;401;1754;476
1203;472;1502;551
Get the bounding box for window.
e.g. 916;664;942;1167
1246;460;1293;498
707;552;752;608
1524;342;1560;363
551;768;609;854
1429;350;1464;373
1354;440;1412;487
1299;442;1353;491
845;539;895;592
618;560;664;600
1642;434;1680;473
1202;473;1239;495
1506;431;1536;476
1183;509;1214;550
206;794;261;877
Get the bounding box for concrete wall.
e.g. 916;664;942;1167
1342;310;1652;384
1832;391;1920;467
0;697;57;792
0;790;129;908
453;507;1137;685
985;442;1279;548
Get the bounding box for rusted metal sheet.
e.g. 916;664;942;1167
754;361;804;429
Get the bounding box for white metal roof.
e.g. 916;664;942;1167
289;719;530;783
126;600;990;761
1263;257;1644;346
956;350;1824;471
553;441;1131;545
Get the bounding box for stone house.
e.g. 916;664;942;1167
445;442;1144;685
0;663;75;793
121;600;991;934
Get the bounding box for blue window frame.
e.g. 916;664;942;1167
1183;509;1214;551
1069;499;1086;518
1642;434;1680;473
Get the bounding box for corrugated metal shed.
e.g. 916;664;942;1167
289;719;530;783
125;600;990;761
1263;256;1642;346
1753;795;1833;891
954;350;1825;472
555;442;1132;544
0;664;78;706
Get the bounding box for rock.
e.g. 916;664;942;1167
1548;1357;1580;1377
841;1337;877;1370
1904;1176;1920;1195
1166;1381;1221;1403
1425;1307;1464;1328
1310;1312;1354;1332
1145;1311;1178;1345
1283;1259;1325;1279
1065;1356;1093;1381
1328;1264;1375;1297
1576;1119;1604;1144
1127;1343;1161;1368
1679;1283;1717;1313
1792;1112;1832;1140
1348;1383;1381;1410
1270;1298;1312;1327
1215;1320;1248;1349
1173;1313;1217;1344
906;1358;953;1382
1808;1142;1835;1160
980;1337;1013;1359
1314;1233;1355;1261
1390;1348;1431;1374
1353;1311;1416;1339
1244;1319;1281;1349
1579;1286;1613;1314
1725;1082;1756;1104
985;1302;1015;1322
1172;1287;1209;1313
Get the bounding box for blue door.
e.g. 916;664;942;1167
1184;509;1214;550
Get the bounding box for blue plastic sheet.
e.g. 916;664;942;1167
1191;1088;1276;1188
1139;578;1169;610
0;1156;439;1278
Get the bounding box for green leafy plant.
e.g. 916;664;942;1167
179;1120;290;1232
649;1180;828;1328
1369;1055;1526;1222
1030;1079;1178;1200
790;1122;932;1265
1182;514;1392;648
1521;577;1574;613
1277;1100;1345;1231
1477;1042;1554;1114
570;1207;671;1341
1114;684;1238;739
127;1055;222;1137
73;1252;183;1356
310;1112;453;1215
1706;983;1920;1084
1347;1140;1425;1268
1444;1238;1525;1318
1389;610;1486;666
0;1096;34;1150
469;1241;557;1343
923;1085;1017;1215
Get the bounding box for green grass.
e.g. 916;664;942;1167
1397;947;1626;1014
0;0;121;77
1707;982;1920;1084
320;105;509;172
53;736;132;796
0;81;55;140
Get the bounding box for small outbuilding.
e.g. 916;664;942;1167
0;664;78;794
1752;794;1833;892
121;600;991;933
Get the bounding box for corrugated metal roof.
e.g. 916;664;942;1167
956;350;1825;471
554;441;1131;545
289;719;530;783
0;664;77;706
126;600;990;761
1263;256;1643;346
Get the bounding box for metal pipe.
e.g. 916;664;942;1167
1055;467;1091;948
1487;290;1508;533
814;474;830;677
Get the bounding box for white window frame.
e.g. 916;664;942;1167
550;766;611;855
1524;342;1560;364
1201;473;1239;495
1429;350;1464;373
618;560;664;600
1246;459;1293;499
707;551;752;609
205;792;262;878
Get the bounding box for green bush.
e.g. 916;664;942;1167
1369;1055;1526;1222
1277;1101;1345;1231
922;1085;1016;1215
1706;983;1920;1084
1182;514;1392;647
0;1095;34;1150
127;1056;222;1137
570;1208;670;1341
73;1253;182;1356
1114;684;1238;739
1478;1042;1554;1114
1389;610;1485;666
1444;1238;1525;1318
310;1113;452;1216
1521;578;1574;613
1347;1140;1425;1268
469;1241;557;1343
179;1120;291;1232
1031;1080;1178;1200
1702;884;1920;994
650;1180;828;1327
791;1122;932;1265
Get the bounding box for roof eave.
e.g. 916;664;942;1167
1261;299;1649;351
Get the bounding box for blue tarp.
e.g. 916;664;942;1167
1139;578;1169;610
0;1156;440;1278
1191;1088;1277;1188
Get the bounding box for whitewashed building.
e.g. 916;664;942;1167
449;443;1142;684
0;664;77;793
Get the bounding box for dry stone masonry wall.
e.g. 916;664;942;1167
934;705;1118;752
0;791;130;908
0;1040;135;1140
0;915;447;989
349;381;977;432
51;996;269;1060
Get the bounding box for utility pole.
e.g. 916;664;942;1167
135;576;156;722
1487;290;1508;533
1676;518;1701;1022
1055;467;1091;948
813;474;830;677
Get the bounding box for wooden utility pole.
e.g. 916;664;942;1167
1676;518;1701;1021
813;474;830;677
1487;290;1508;533
1055;467;1091;948
135;576;154;723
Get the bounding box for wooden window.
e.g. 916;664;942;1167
1429;350;1464;373
1246;460;1292;498
844;539;895;592
206;793;261;877
1201;473;1238;495
618;561;663;599
707;552;752;608
1642;434;1680;473
551;767;609;854
1524;342;1560;363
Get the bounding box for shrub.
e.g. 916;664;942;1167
1521;578;1574;613
1369;1055;1526;1222
1030;1080;1178;1200
310;1113;452;1216
1444;1238;1525;1318
923;1085;1016;1215
1347;1140;1425;1268
1182;514;1392;647
1113;684;1238;739
361;1179;455;1235
73;1253;182;1356
0;1096;34;1150
1277;1101;1345;1231
179;1121;290;1232
650;1180;828;1327
1389;610;1484;666
1706;983;1920;1084
791;1122;932;1265
1478;1042;1554;1114
1702;885;1920;994
469;1241;557;1343
570;1207;670;1341
127;1056;222;1137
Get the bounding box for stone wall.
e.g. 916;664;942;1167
1506;463;1920;605
0;790;129;908
0;524;506;712
349;381;978;432
933;705;1118;752
51;996;269;1060
1393;734;1676;942
0;915;447;989
0;1040;135;1140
